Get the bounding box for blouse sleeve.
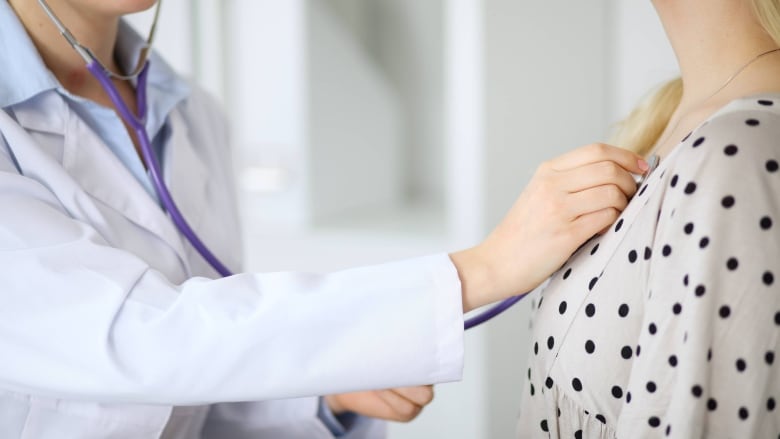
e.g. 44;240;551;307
615;109;780;438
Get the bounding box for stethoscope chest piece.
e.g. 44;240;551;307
636;154;660;188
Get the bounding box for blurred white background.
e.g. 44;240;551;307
128;1;677;437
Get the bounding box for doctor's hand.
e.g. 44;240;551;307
451;143;647;312
325;385;434;423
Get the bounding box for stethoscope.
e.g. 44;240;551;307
39;0;661;331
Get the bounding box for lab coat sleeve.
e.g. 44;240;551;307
0;155;464;405
201;398;386;439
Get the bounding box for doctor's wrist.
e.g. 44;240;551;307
450;246;499;313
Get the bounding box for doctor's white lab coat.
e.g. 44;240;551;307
0;85;464;437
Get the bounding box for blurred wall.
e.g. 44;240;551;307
325;0;446;205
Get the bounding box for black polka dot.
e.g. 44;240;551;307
684;223;694;234
684;182;697;195
668;355;678;367
647;381;657;393
724;144;738;156
559;301;568;314
746;119;760;126
766;351;775;365
708;398;718;411
628;250;638;263
662;245;672;257
589;277;598;291
528;368;531;379
739;407;749;420
695;284;706;297
638;184;648;197
540;419;549;432
618;304;630;318
673;303;682;315
699;237;710;249
649;323;657;335
666;425;671;436
683;274;689;286
767;160;779;173
575;430;583;439
768;397;776;411
626;391;632;404
595;414;606;424
615;219;624;232
534;342;539;355
764;271;775;286
708;349;713;361
591;243;600;255
759;99;774;106
572;378;583;392
775;311;780;325
692;385;703;398
621;346;633;359
721;195;735;208
636;345;642;357
563;268;572;279
720;306;732;319
547;336;555;350
585;303;596;317
649;416;661;428
693;137;705;147
644;247;652;260
727;257;739;270
736;358;747;372
611;385;623;398
585;340;595;354
530;384;535;396
761;216;773;230
670;175;679;187
545;376;554;389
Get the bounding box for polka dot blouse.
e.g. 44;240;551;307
517;95;780;438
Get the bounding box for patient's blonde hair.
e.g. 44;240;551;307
611;0;780;157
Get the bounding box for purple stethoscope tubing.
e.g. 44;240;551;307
87;61;233;277
89;59;520;328
464;295;525;330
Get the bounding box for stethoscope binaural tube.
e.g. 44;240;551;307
38;0;234;277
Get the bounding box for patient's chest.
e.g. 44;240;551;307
518;165;669;438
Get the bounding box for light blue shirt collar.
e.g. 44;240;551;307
0;2;190;135
0;1;191;199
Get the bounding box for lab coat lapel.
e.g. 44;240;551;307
11;97;191;267
163;109;210;239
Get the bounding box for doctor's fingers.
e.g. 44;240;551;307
375;389;425;422
566;184;629;220
389;385;435;407
543;143;647;175
559;160;638;198
570;207;622;240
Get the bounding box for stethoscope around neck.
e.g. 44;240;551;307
37;0;232;277
39;0;658;331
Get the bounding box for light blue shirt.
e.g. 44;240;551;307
0;3;355;435
0;3;188;200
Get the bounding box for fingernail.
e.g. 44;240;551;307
638;159;649;172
